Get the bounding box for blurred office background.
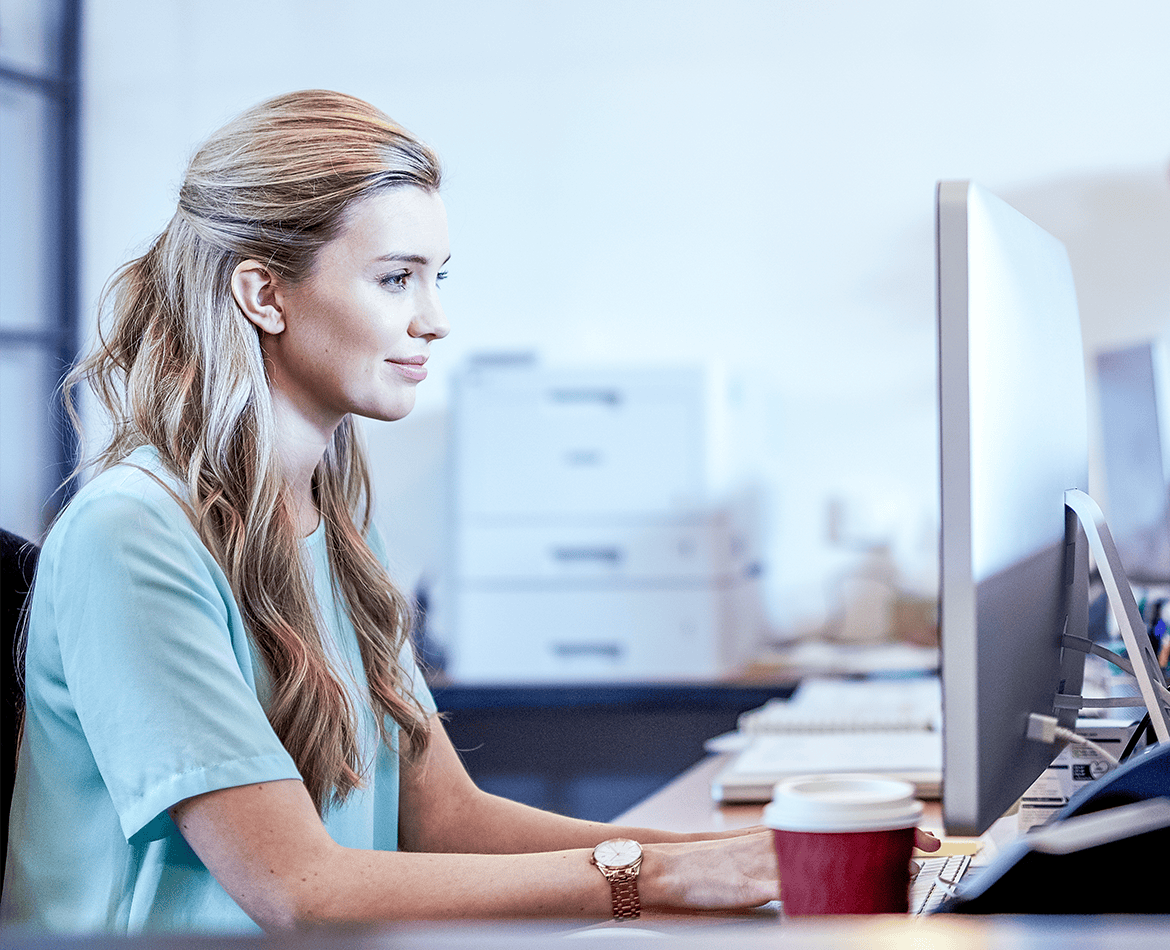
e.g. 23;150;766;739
3;0;1169;657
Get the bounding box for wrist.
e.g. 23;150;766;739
631;843;677;911
590;838;644;920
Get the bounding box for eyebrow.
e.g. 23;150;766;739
375;253;452;266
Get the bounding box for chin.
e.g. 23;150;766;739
363;398;417;423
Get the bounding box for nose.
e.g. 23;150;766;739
410;288;450;342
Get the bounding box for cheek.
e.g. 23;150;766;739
329;293;389;351
297;303;367;359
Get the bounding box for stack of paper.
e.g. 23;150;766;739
711;676;943;803
738;677;942;733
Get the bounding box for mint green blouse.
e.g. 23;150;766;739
1;446;435;934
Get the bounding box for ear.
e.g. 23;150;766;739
231;260;286;335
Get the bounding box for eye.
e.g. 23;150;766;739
436;270;449;286
379;270;409;288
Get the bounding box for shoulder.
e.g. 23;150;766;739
31;448;242;652
61;446;188;524
41;447;206;578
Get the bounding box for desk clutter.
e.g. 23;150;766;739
445;357;763;682
702;678;1170;916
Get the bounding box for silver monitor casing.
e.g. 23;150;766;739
1096;340;1170;585
937;180;1090;836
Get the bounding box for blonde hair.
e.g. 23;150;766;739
67;90;439;812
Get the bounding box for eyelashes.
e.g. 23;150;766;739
378;269;449;289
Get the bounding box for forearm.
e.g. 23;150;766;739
406;784;747;855
173;779;611;929
172;778;779;931
260;833;772;929
301;846;612;925
401;716;753;855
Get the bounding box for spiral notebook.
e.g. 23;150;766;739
711;676;943;803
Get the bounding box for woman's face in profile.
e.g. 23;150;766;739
262;185;451;431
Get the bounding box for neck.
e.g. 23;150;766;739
270;391;339;538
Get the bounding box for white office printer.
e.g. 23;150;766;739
445;356;762;683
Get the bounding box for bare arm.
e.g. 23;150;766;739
170;778;626;927
398;714;754;854
169;715;779;931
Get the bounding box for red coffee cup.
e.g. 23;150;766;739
763;774;924;916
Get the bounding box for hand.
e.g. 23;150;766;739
639;831;780;912
600;823;940;916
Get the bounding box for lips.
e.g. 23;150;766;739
387;356;428;381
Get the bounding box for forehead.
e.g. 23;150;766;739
328;185;449;261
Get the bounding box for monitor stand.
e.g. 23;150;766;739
1061;489;1170;742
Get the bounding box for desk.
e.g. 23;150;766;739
5;913;1169;949
616;751;777;832
616;752;961;839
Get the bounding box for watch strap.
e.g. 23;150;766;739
607;869;642;920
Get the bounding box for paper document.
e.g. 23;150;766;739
712;730;942;802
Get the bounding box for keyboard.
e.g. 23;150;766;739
910;853;972;915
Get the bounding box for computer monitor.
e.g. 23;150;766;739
1096;339;1170;585
937;180;1090;835
936;181;1170;836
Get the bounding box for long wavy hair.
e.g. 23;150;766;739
65;90;439;813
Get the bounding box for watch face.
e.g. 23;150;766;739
594;838;641;868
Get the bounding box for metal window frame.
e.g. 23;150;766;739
0;0;83;528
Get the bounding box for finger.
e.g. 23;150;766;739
914;828;942;852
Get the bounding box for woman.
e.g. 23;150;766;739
1;90;789;934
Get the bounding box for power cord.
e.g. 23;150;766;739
1026;713;1120;767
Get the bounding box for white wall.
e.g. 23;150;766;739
81;0;1170;642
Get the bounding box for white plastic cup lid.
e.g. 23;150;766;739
763;774;924;832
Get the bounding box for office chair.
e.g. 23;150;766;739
2;528;39;890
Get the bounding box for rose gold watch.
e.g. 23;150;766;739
590;838;643;920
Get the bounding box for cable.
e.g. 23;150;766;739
1025;713;1120;767
1119;712;1152;763
1052;725;1121;767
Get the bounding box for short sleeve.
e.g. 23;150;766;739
44;485;300;844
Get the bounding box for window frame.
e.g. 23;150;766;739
0;0;83;535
